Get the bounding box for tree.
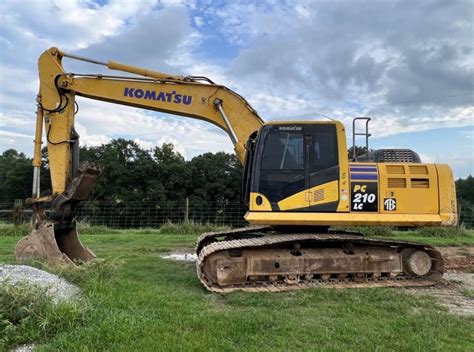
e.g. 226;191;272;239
81;139;157;202
0;150;32;202
347;146;372;161
188;152;242;202
456;175;474;206
153;143;189;201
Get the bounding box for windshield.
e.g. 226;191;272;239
261;132;304;170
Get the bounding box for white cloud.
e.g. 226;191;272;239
0;0;472;179
194;16;204;27
0;0;159;52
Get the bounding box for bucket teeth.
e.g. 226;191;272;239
15;221;96;265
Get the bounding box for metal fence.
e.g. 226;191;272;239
0;200;247;228
1;200;473;229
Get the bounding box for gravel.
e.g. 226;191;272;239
0;264;80;303
160;252;197;262
10;344;36;352
407;273;474;316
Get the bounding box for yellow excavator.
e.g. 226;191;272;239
16;47;457;292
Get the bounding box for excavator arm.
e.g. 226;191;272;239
16;47;263;265
35;47;263;196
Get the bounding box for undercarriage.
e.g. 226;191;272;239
196;227;444;292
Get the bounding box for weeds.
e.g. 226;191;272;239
0;281;87;351
0;223;30;237
416;226;469;237
76;221;111;235
50;258;123;288
333;225;472;240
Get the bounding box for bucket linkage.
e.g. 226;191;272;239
15;162;102;265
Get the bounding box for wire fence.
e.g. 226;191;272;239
1;200;473;229
0;200;248;228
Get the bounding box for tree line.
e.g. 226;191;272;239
0;139;473;210
0;139;242;204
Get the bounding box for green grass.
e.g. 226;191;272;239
1;282;87;350
336;226;474;246
462;289;474;299
378;232;474;246
0;221;229;237
1;231;473;351
0;223;30;237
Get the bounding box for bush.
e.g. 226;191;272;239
0;281;86;350
159;220;229;235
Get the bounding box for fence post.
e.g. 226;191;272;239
12;199;23;227
184;197;189;223
457;202;461;228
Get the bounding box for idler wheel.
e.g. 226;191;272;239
402;249;432;276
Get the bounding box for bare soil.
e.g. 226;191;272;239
439;246;474;272
406;246;474;316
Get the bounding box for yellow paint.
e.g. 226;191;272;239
378;163;439;214
38;49;74;194
249;192;272;211
436;164;457;225
336;122;349;212
245;211;450;226
277;180;339;211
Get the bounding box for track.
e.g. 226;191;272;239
196;228;444;293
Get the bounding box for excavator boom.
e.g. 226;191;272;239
17;47;263;265
35;47;263;196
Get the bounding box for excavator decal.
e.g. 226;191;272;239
123;87;192;105
349;163;378;212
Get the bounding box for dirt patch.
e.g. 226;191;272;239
407;246;474;316
407;273;474;316
439;246;474;272
445;256;474;272
439;246;474;257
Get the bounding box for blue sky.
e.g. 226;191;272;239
0;0;472;177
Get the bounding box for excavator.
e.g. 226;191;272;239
16;47;457;292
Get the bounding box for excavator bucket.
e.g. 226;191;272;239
15;221;96;265
15;162;102;265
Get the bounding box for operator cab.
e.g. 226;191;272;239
243;121;345;212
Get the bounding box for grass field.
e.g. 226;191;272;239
1;228;473;351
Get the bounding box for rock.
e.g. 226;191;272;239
10;343;36;352
0;264;80;303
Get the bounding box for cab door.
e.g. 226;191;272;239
256;125;308;211
306;124;340;211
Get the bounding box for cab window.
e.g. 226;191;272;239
310;125;338;173
261;132;304;170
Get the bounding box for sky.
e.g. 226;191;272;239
0;0;473;177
